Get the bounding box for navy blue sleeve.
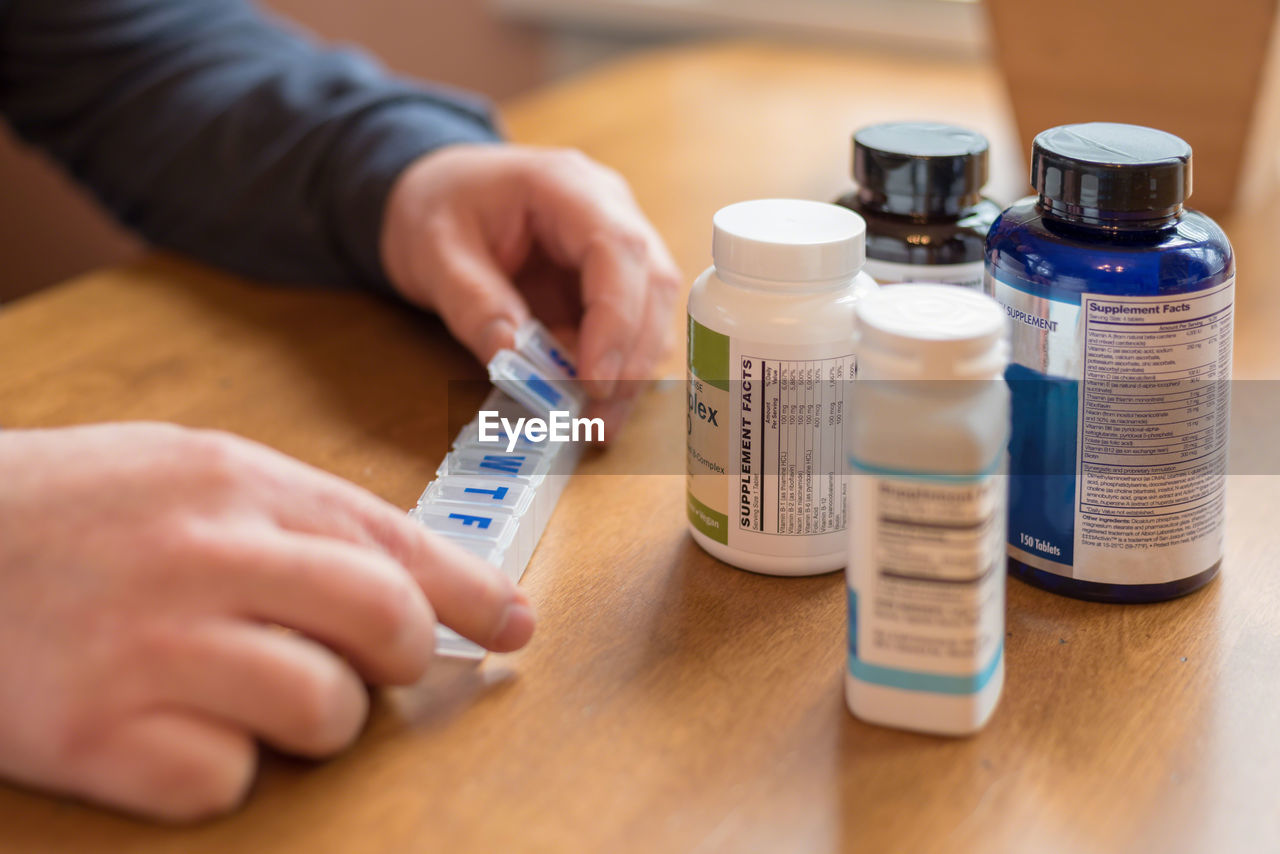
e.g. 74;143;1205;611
0;0;501;290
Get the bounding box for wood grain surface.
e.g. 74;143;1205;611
0;41;1277;854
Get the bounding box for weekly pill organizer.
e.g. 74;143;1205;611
410;320;584;659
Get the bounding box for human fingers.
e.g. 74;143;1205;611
197;526;437;686
69;711;256;823
378;146;533;364
391;533;535;653
586;394;638;443
228;453;536;652
145;620;369;759
413;212;532;364
621;243;682;383
522;150;664;398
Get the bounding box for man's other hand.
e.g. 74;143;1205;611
380;144;682;426
0;423;534;821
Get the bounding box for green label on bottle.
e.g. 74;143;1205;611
687;315;730;544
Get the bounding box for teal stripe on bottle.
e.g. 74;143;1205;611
847;589;1002;696
847;455;1001;483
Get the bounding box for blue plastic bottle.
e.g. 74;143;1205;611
985;123;1234;603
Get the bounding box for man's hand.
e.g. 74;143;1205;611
0;423;534;822
380;144;682;420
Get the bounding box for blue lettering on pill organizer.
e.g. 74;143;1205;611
525;373;562;406
549;347;578;378
479;454;527;475
464;485;510;500
448;512;492;529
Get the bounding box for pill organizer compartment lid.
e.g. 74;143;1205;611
454;415;563;457
854;284;1008;381
410;502;519;546
712;199;866;283
489;349;583;417
426;477;536;516
439;447;551;483
435;625;486;660
479;388;536;422
434;534;504;563
436;528;525;583
513;318;579;381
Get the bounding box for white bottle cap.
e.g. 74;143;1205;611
712;199;866;283
854;284;1008;381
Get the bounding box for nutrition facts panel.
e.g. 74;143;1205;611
739;353;854;536
1076;281;1233;548
851;472;1004;675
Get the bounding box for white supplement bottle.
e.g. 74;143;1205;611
845;284;1009;735
687;198;877;575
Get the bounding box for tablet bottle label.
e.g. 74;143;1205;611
995;276;1234;585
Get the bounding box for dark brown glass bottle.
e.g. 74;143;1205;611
835;122;999;290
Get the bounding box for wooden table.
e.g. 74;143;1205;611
1;42;1278;854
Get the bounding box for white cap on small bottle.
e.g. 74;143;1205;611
854;284;1008;381
712;199;866;283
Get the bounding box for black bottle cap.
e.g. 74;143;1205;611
1032;123;1192;227
853;122;989;216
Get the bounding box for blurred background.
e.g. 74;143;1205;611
1;0;1277;301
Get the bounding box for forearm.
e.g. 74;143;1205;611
0;0;500;289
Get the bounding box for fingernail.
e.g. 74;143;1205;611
591;350;624;399
490;597;536;651
480;316;518;360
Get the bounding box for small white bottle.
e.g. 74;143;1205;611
686;198;877;575
845;284;1009;735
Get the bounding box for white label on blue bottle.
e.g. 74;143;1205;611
863;258;986;291
993;275;1233;585
847;465;1004;692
